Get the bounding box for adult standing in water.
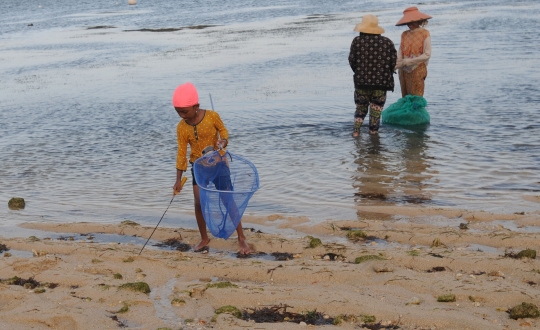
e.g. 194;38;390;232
349;15;397;136
395;7;432;97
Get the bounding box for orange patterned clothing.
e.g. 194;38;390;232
399;62;427;97
176;110;228;171
396;27;431;97
400;28;430;57
396;27;431;73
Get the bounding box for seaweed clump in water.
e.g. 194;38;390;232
236;251;267;259
153;238;191;252
271;252;293;261
8;198;25;210
87;25;115;30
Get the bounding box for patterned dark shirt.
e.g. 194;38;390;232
349;33;397;91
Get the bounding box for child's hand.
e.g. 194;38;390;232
216;138;228;149
173;179;184;195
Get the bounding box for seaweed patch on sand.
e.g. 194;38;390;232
242;304;334;325
153;237;191;252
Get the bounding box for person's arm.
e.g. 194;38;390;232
396;47;403;69
213;111;229;149
395;33;405;70
348;37;359;72
389;40;398;73
403;34;431;66
174;123;188;193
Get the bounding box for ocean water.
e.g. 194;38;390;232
1;0;539;230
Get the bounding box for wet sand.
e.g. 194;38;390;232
1;205;540;329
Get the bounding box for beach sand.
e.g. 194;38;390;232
1;205;540;329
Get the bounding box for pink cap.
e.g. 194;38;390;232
172;82;199;107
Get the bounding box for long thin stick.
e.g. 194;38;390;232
138;176;187;255
209;93;215;111
209;93;223;150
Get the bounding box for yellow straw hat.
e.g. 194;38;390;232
353;14;385;35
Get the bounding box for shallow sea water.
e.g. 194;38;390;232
1;0;539;230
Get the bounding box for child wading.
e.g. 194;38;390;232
172;82;251;255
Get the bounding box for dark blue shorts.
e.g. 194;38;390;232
191;164;233;191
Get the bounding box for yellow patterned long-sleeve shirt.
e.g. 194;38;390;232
176;110;228;171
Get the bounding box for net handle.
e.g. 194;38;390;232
209;93;223;151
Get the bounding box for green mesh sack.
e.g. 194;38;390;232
382;95;430;125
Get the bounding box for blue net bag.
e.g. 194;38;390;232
382;95;430;126
193;150;259;239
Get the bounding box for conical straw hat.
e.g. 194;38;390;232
353;14;385;34
395;7;432;26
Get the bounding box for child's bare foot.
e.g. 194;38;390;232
369;130;379;135
238;239;251;255
352;131;359;137
193;239;210;252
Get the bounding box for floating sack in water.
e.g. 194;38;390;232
193;150;259;239
382;95;430;126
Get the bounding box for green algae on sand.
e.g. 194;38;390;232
504;249;536;259
509;302;540;320
346;230;367;240
354;255;384;264
118;282;150;294
437;294;456;302
120;220;140;226
171;298;185;306
207;281;238;289
215;305;242;319
308;237;322;248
